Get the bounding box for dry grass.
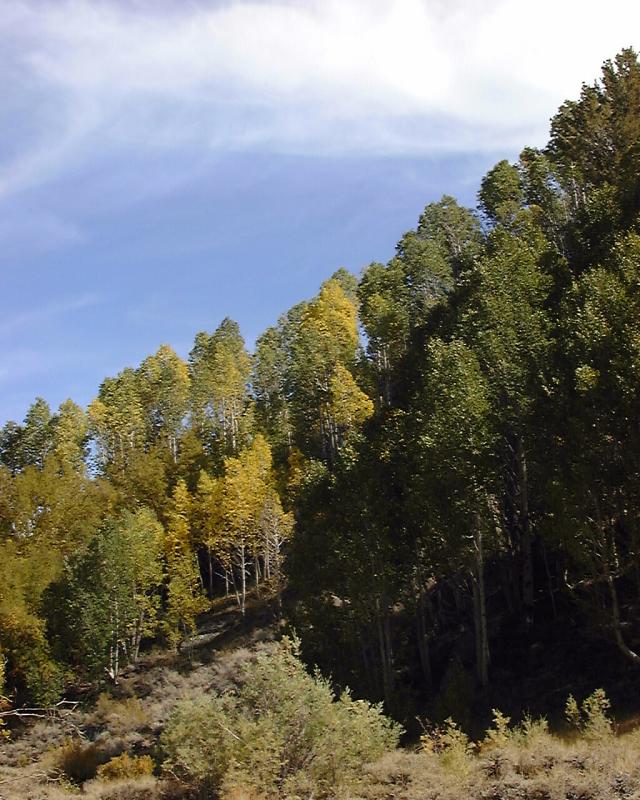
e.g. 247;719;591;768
355;725;640;800
90;695;151;737
81;775;161;799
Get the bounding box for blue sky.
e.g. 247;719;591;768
1;0;638;425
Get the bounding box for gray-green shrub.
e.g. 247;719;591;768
161;637;402;799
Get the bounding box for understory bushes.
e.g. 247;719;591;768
3;634;640;800
356;690;640;800
161;637;402;799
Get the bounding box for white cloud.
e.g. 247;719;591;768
1;0;639;198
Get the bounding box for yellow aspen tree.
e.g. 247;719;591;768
328;363;374;449
164;479;205;648
194;471;231;598
165;478;193;562
219;435;274;614
138;345;190;463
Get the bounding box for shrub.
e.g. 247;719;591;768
582;688;613;740
511;714;549;748
421;718;474;776
565;694;581;730
160;694;235;791
482;709;512;749
54;738;103;783
82;776;159;800
565;689;613;740
97;752;155;781
432;658;474;729
161;637;402;799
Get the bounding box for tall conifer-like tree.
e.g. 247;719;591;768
138;345;190;463
189;318;252;461
89;368;146;470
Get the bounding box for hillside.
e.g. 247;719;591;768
2;47;640;800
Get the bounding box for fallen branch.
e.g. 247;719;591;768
0;699;80;720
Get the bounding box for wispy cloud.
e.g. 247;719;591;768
0;293;103;336
0;207;85;257
1;0;638;200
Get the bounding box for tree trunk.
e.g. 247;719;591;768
375;597;394;707
132;610;144;663
604;551;640;665
240;542;246;616
230;564;241;609
208;547;214;599
415;592;433;691
516;436;534;627
254;556;261;598
541;541;558;619
473;523;490;689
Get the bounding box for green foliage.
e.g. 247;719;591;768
164;551;206;649
431;659;475;730
512;714;550;748
162;639;401;798
416;195;484;277
189;318;252;460
582;690;613;740
565;694;581;730
138;344;190;460
0;534;68;703
358;259;409;403
478;159;524;224
51;399;89;472
328;363;374;433
0;608;64;705
481;710;550;751
46;509;164;680
89;368;146;469
2;48;640;734
161;694;235;790
289;278;365;460
19;398;54;469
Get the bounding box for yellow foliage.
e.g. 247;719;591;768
221;435;274;549
300;279;359;370
195;470;227;555
97;752;154;781
165;478;193;561
329;364;374;430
